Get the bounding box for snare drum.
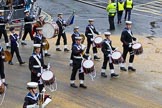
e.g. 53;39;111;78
111;51;123;64
41;71;55;85
82;60;94;74
94;36;103;48
132;43;143;55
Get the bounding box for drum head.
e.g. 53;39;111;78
41;71;54;81
83;60;94;68
132;43;141;49
42;23;55;38
94;36;103;44
112;51;121;60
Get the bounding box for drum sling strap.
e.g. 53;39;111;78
105;40;113;63
89;27;96;47
33;55;42;67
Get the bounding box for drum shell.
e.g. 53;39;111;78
0;84;5;94
132;43;143;55
94;36;103;48
111;51;124;64
42;75;55;86
82;60;94;74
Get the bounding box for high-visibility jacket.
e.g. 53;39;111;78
125;0;133;9
117;2;124;11
106;3;116;16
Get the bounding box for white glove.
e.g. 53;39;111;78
42;88;46;92
42;98;52;107
129;43;132;48
108;54;111;57
81;44;86;50
37;73;41;77
42;42;46;45
90;38;94;42
2;56;5;59
98;32;101;35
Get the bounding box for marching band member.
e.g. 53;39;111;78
0;45;8;86
55;13;69;52
33;27;51;57
85;19;100;60
70;36;88;89
0;12;10;49
21;10;35;45
32;15;45;35
101;32;119;78
120;21;136;72
29;44;47;92
23;82;52;108
8;27;25;65
69;26;80;66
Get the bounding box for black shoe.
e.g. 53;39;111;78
120;67;127;71
20;62;25;65
45;53;51;57
101;73;107;78
6;46;11;49
128;66;136;72
70;83;78;88
3;82;8;87
79;84;87;89
64;48;70;52
8;61;14;65
56;48;62;51
111;73;119;78
21;42;27;45
94;56;100;60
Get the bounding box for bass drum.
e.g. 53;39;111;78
42;22;59;39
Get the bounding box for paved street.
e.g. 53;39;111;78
1;0;162;108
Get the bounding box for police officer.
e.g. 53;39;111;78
29;44;47;92
85;19;100;60
120;21;136;72
33;27;51;57
124;0;133;21
106;0;116;30
117;0;124;24
21;10;35;45
8;27;25;65
0;45;8;86
69;26;80;66
70;36;88;89
101;32;119;78
0;12;10;49
55;13;69;52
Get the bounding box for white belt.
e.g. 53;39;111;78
88;33;93;35
33;65;41;68
73;56;82;59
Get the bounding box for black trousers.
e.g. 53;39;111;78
122;46;134;63
38;84;44;93
0;29;9;43
0;61;5;79
22;28;33;41
117;11;123;23
70;59;84;80
10;46;23;63
85;38;97;54
124;9;132;21
102;55;114;70
108;15;115;30
56;32;67;45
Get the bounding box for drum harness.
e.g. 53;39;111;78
105;40;113;64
